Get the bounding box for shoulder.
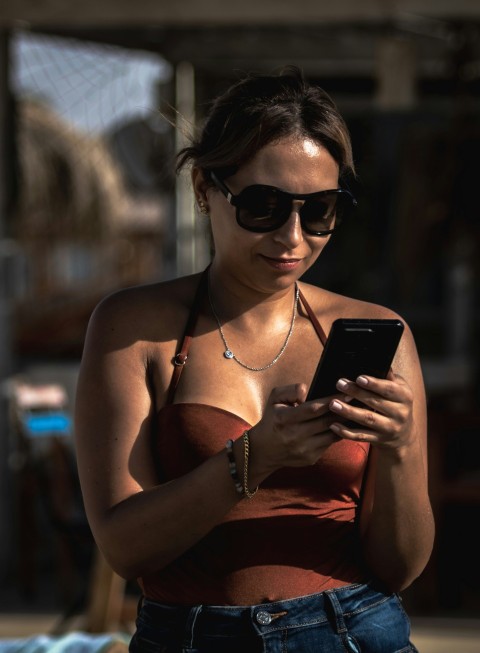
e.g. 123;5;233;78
83;272;204;351
298;280;404;329
298;280;421;377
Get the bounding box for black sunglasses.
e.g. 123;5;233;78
210;172;357;236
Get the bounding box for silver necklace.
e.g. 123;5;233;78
207;276;300;372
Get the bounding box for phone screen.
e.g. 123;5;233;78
307;318;404;401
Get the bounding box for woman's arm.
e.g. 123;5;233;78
75;291;248;579
328;319;435;592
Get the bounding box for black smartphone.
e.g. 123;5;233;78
307;318;404;401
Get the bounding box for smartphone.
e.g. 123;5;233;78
307;318;404;401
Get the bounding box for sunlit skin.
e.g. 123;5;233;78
74;134;434;597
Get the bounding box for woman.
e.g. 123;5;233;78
75;67;434;652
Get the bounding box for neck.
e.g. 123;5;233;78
207;266;300;372
207;265;298;326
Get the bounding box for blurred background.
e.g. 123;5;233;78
0;0;479;648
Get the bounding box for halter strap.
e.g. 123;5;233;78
166;266;210;405
297;289;327;346
166;267;327;405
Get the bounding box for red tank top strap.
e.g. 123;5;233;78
166;265;210;405
298;289;327;346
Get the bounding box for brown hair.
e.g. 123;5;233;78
176;66;355;182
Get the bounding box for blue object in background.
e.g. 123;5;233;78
22;412;72;437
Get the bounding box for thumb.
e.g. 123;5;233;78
269;383;308;407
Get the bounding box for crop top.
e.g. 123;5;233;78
137;269;370;606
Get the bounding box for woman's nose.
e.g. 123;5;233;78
272;201;304;247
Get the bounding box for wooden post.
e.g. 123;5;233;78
375;35;417;110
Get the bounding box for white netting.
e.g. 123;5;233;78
12;30;171;135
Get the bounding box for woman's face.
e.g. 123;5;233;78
203;135;340;292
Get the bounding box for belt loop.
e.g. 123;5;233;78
325;589;347;635
182;605;202;650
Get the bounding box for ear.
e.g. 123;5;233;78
191;167;210;202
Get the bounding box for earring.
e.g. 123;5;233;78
198;199;208;215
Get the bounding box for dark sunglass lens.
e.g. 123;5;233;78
237;187;285;230
301;193;339;232
333;192;354;221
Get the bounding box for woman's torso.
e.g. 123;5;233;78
128;270;393;605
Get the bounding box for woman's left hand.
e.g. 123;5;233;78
328;369;414;449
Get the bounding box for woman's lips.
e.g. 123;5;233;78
261;256;302;270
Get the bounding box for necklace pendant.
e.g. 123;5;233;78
208;271;299;372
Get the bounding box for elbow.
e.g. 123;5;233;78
101;548;143;581
92;520;171;581
370;555;433;595
89;519;137;580
379;571;421;594
96;536;162;581
364;521;436;595
92;533;142;581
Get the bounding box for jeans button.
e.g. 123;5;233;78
256;610;272;625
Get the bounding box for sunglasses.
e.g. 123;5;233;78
210;172;357;236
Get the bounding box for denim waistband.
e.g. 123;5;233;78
140;583;393;647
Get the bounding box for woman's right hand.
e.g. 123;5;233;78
247;383;341;481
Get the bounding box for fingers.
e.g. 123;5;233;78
253;409;337;471
265;385;350;448
255;383;342;468
335;374;411;410
269;382;309;407
269;382;343;421
329;373;414;446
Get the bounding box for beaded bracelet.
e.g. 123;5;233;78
242;430;259;499
225;439;244;496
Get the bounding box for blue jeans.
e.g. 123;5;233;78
129;583;418;652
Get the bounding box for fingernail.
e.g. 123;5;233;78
336;378;348;390
357;376;368;386
330;423;341;433
330;400;343;411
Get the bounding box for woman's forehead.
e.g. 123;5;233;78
248;137;334;168
232;137;339;191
